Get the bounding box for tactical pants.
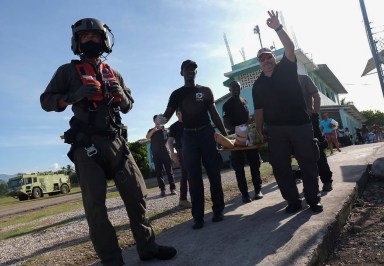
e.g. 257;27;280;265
73;135;157;265
176;148;189;201
230;149;262;197
152;152;176;191
311;114;333;184
267;124;320;205
183;125;225;223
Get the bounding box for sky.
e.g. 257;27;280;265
1;0;384;175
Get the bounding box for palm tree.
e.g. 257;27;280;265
340;97;354;105
65;165;74;176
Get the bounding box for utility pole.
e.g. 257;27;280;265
253;25;263;49
359;0;384;98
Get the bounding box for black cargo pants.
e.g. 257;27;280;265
73;134;158;265
267;124;320;205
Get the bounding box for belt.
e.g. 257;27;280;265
184;124;210;132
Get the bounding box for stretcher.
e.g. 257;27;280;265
219;144;264;152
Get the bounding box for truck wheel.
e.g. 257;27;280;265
18;194;28;201
61;184;70;194
31;188;42;199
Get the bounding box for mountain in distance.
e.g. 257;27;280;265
0;174;17;182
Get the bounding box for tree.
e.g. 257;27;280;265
0;180;8;196
128;141;152;179
340;97;354;105
360;110;384;127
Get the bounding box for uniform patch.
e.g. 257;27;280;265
195;92;203;101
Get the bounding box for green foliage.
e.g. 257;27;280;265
340;97;354;105
128;141;151;179
69;173;79;187
360;110;384;127
0;180;8;195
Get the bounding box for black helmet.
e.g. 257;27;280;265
71;18;114;55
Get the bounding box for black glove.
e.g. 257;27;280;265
109;82;125;98
72;84;99;103
109;82;130;108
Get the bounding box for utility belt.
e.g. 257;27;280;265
184;124;210;132
64;117;128;179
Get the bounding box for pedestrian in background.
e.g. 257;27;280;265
167;110;192;207
298;74;333;192
320;113;341;153
146;115;177;197
223;80;263;203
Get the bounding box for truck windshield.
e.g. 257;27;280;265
8;178;24;188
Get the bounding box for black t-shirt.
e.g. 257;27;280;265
147;128;169;155
168;121;184;150
252;55;310;126
222;97;249;134
167;85;214;128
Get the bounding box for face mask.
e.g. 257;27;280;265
80;41;103;58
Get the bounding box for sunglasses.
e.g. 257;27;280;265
258;54;273;62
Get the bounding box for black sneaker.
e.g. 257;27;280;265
242;195;252;203
192;220;204;230
254;191;264;200
309;202;323;213
139;245;177;261
155;245;177;260
285;203;302;214
322;182;333;192
212;212;224;222
160;190;166;197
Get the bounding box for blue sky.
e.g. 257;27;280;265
1;0;383;175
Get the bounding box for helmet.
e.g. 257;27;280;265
71;18;114;55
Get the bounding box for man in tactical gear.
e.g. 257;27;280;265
40;18;176;265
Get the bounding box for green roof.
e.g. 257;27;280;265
223;48;285;87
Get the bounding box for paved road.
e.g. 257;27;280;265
92;142;384;266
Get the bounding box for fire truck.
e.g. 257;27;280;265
7;173;71;201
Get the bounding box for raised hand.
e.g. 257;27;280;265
267;10;280;30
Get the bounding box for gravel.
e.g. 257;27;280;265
0;168;242;266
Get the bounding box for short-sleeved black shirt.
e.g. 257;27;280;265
167;85;214;129
252;55;310;126
147;128;169;156
168;121;184;150
222;97;249;134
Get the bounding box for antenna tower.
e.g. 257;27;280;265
223;33;234;66
239;48;246;61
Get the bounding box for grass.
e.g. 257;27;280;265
0;200;84;240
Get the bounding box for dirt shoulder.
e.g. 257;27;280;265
324;174;384;265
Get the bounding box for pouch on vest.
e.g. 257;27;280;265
74;61;121;103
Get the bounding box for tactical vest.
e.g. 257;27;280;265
74;60;121;109
65;61;128;176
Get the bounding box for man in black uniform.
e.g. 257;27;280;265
168;110;191;207
146;115;177;197
222;80;263;203
252;11;323;214
298;74;333;192
157;60;227;229
40;18;176;265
